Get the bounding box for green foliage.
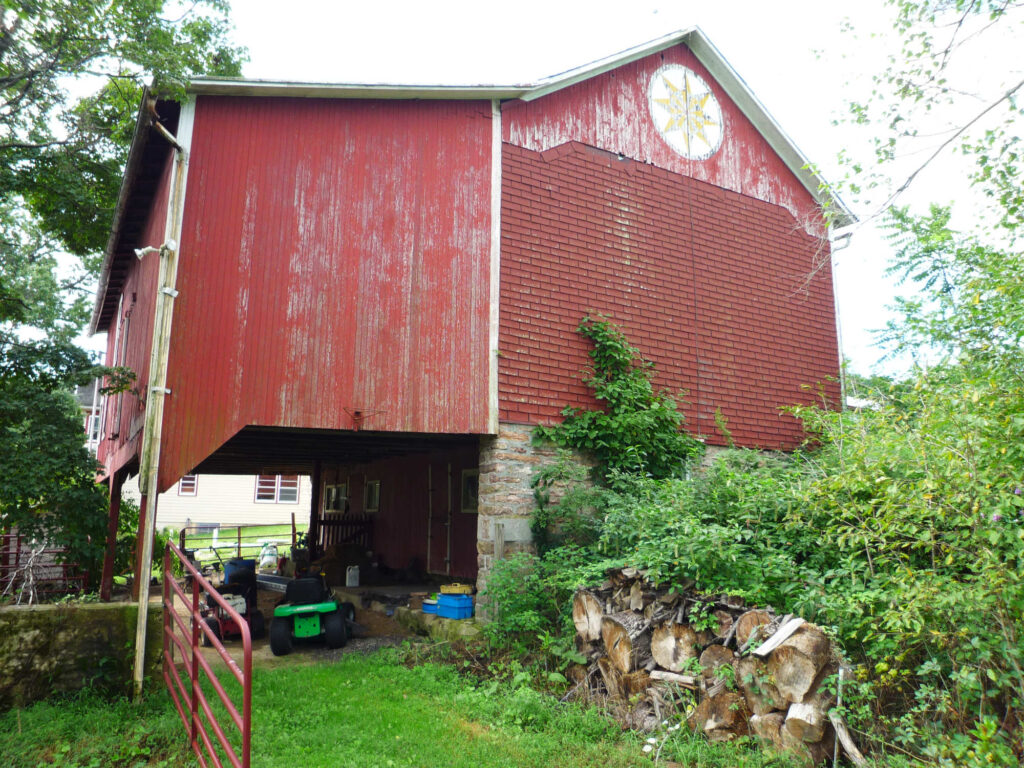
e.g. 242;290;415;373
481;548;606;658
534;316;704;481
0;1;244;576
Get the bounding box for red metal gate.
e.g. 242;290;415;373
163;542;252;768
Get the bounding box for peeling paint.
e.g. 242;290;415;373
503;43;826;238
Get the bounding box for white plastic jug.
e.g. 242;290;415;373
346;565;359;587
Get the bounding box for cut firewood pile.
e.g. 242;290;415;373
567;567;867;767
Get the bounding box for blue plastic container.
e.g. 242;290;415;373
422;599;438;614
224;558;256;584
437;594;473;620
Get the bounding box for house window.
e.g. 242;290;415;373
325;483;348;514
363;480;380;513
461;469;479;514
178;474;198;496
255;474;300;504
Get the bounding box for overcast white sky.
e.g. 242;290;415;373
209;1;1020;375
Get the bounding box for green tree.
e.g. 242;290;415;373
0;1;245;576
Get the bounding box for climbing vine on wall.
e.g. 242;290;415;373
534;316;704;482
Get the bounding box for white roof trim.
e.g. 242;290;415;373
189;27;852;226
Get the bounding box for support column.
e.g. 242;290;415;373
131;494;149;601
309;460;322;559
99;469;124;601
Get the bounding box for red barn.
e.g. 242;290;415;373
91;28;849;590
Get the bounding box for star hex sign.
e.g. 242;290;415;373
648;65;724;160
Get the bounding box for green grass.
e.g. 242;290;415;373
179;523;307;569
0;651;793;767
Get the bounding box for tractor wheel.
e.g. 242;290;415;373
339;601;356;624
324;610;347;649
269;617;292;656
201;617;220;647
250;610;266;640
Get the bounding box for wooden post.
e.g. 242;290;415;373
291;512;296;551
131;494;149;601
309;460;322;559
99;469;124;601
236;526;242;559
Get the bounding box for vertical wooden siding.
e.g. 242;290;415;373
158;97;493;493
97;154;175;479
503;44;824;238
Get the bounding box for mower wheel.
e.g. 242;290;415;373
250;610;266;640
201;617;220;647
339;602;356;624
324;610;347;649
269;617;292;656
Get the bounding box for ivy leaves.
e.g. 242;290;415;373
535;316;704;482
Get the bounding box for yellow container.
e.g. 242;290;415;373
440;583;473;594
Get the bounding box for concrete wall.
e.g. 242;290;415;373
0;602;162;709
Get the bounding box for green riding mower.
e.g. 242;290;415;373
269;573;356;656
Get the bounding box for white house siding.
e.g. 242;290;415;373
121;474;312;529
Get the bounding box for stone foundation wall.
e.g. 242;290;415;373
476;423;597;595
0;602;162;709
477;423;551;584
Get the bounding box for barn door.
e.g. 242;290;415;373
426;461;451;575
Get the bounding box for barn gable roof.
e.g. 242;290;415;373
91;26;852;334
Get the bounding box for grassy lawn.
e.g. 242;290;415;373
0;650;791;767
179;523;307;569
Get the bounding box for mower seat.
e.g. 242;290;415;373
285;575;330;605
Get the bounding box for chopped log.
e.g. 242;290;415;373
602;611;652;674
781;720;835;765
621;670;652;698
572;589;604;643
649;670;698;688
785;661;838;742
753;616;805;658
735;655;786;715
597;656;622;700
689;691;749;742
734;609;773;646
651;621;699;672
629;581;643;611
629;697;660;732
749;711;787;750
714;609;734;638
698;643;735;679
766;625;831;703
829;711;868;767
785;700;829;743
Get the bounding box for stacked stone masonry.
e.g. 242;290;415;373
477;423;577;581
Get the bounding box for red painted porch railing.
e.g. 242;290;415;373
163;541;252;768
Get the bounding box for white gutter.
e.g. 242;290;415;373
131;98;195;699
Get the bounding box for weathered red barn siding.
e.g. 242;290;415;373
321;445;478;579
97;154;175;478
498;142;839;449
503;43;824;237
158;97;493;492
